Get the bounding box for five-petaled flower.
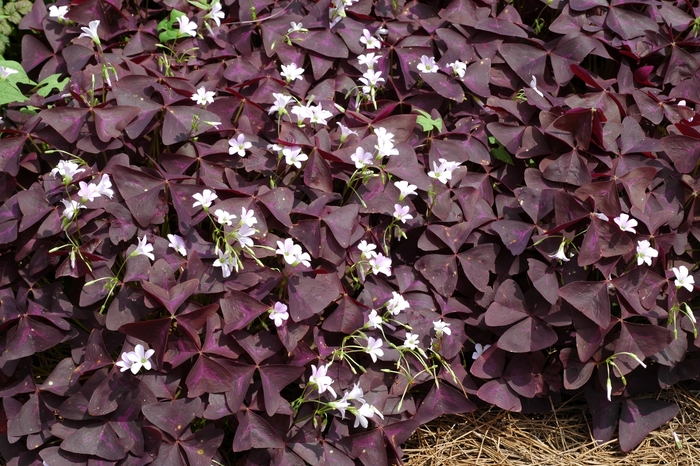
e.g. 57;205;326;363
276;238;311;267
337;122;359;143
353;403;383;428
614;213;638;233
115;344;155;374
364;337;384;362
269;302;289;327
192;189;218;210
78;20;101;45
549;239;570;262
280;63;305;83
358;52;380;70
673;265;695;292
369;253;392;276
214;208;236;226
402;332;420;351
433;320;451;337
177;16;198;37
366;309;383;329
428;158;461;184
61;199;85;222
636;240;658;266
394;181;417;201
191;86;215;106
48;4;69;21
309;363;336;398
393;204;413;224
351;147;373;168
283;146;308;168
417;55;439;73
357;240;377;259
205;2;225;27
447;60;466;78
131;235;155;261
359;29;381;49
167;234;187;257
51;160;85;184
229;134;252;157
386;292;409;315
213;249;236;278
269;93;292;115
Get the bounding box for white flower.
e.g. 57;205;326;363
386;292;409;315
276;238;311;267
359;69;384;93
51;160;85;184
309;363;336;398
192;189;217;210
95;174;114;199
549;240;570;262
205;2;225;27
229;134;252;157
357;240;377;259
636;240;658;266
428;158;461;184
351;147;373;168
364;337;384;362
594;212;609;221
614;213;638;234
337;122;358;143
48;4;69;21
239;207;258;227
359;29;381;49
345;382;365;402
291;103;313;123
394;181;417;201
0;66;18;80
447;60;466;78
433;320;451;337
132;235;155;261
374;127;395;146
353;402;383;428
288;21;306;33
233;224;256;249
191;86;215;106
678;100;686;106
177;16;198;37
77;181;101;202
471;343;491;360
369;253;392;276
60;199;85;222
269;93;292;115
402;332;420;351
366;309;383;329
213;249;236;278
167;234;187;257
283;146;308;168
269;302;289;327
116;344;155;374
673;265;695;292
309;104;333;126
530;76;544;97
78;20;100;45
417;55;439;73
393;204;413;224
606;377;612;401
280;63;305;83
268;143;284;155
214;208;236;226
376;140;399;157
328;398;350;418
358;52;380;70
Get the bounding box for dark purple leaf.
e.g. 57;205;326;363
619;399;679;452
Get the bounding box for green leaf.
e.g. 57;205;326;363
187;0;210;9
34;73;69;97
413;108;443;133
488;136;514;165
0;81;27;105
0;59;35;86
157;9;185;31
159;30;183;43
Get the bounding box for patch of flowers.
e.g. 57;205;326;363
0;0;699;464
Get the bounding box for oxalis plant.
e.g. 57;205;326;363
1;0;700;464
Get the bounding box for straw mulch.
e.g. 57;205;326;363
402;385;700;465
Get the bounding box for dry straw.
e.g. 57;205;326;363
403;385;700;466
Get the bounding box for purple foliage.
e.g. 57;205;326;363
1;0;700;463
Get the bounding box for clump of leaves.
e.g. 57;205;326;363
0;0;31;54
